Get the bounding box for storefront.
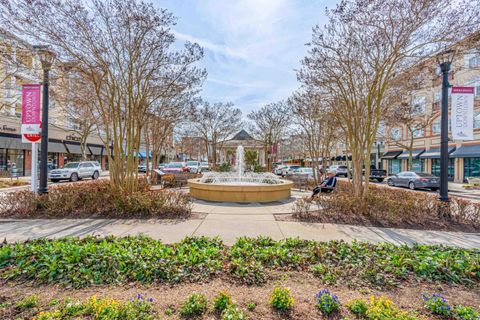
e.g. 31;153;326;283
451;144;480;182
419;146;456;181
381;150;402;175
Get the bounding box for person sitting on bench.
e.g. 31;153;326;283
311;170;337;199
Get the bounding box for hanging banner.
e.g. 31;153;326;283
21;84;41;135
451;86;474;141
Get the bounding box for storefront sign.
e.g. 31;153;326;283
451;86;474;141
66;134;82;142
21;84;41;135
0;125;17;133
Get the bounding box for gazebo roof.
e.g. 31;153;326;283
231;129;254;141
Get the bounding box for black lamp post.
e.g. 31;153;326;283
33;45;56;194
436;49;455;202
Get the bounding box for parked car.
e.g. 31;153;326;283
329;165;350;177
282;165;301;176
200;162;210;172
161;162;189;174
186;161;202;173
362;165;387;182
289;167;315;180
49;161;102;182
158;163;167;170
386;171;440;190
274;165;288;175
138;163;152;173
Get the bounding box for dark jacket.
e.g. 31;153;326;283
321;176;337;188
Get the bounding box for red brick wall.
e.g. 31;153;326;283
58;154;64;168
24;150;32;176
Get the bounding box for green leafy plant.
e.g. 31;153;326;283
16;295;38;310
179;293;208;318
423;294;452;316
214;291;233;312
246;302;257;311
221;304;245;320
316;289;340;315
365;296;417;320
347;298;368;316
453;305;480;320
218;162;231;172
270;287;294;312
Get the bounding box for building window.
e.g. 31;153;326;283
475;110;480;129
464;158;480;180
412;96;425;114
432;118;440;134
468;54;480;69
434;90;441;102
412;128;424;138
432;158;454;181
410;159;425;173
390;127;402;140
467;79;480;98
388;159;401;175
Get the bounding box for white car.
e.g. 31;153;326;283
49;161;102;182
282;165;301;176
200;162;210;172
274;165;288;175
186;161;202;173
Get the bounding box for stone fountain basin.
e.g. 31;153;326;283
188;178;294;203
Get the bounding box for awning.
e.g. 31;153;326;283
88;144;103;156
47;141;68;153
381;150;402;159
0;136;31;150
450;145;480;158
420;147;456;159
397;149;425;160
64;143;84;155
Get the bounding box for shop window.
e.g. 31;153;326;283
431;158;454;181
464;158;480;180
475;110;480;129
410;159;425;173
388;159;401;175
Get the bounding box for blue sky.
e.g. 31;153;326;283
155;0;336;114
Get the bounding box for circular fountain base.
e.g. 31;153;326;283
188;179;294;203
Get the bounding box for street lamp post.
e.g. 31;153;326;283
33;45;56;194
436;49;455;202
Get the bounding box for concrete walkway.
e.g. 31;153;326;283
1;194;479;248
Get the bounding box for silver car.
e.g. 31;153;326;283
386;171;439;191
186;161;202;173
49;161;102;182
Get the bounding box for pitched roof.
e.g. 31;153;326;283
231;129;254;141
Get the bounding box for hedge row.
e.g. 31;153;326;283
1;236;478;288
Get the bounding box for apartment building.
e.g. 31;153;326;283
0;30;109;176
382;33;480;183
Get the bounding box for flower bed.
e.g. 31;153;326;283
290;181;480;231
1;286;478;319
0;180;192;219
1;236;478;288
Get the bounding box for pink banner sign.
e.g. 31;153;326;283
21;84;41;135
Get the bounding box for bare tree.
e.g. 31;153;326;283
190;101;242;168
1;0;206;193
298;0;480;198
247;101;290;171
288;88;338;183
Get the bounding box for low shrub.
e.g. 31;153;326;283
35;295;156;320
347;298;368;316
1;236;479;288
179;293;208;318
368;296;418;320
423;294;452;316
0;180;191;219
316;289;340;315
246;302;257;311
453;305;480;320
214;291;233;312
270;287;294;312
294;181;480;231
16;295;38;310
221;304;245;320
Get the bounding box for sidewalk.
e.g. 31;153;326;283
1;217;479;248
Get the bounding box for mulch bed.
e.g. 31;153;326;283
275;211;480;233
1;272;479;319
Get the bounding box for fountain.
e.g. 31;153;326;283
188;146;293;203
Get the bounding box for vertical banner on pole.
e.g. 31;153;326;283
451;86;475;141
21;85;41;191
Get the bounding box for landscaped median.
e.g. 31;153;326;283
0;236;479;319
287;181;480;232
0;180;191;219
